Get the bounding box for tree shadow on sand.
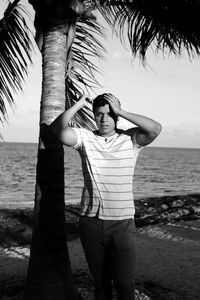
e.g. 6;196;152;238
0;207;80;248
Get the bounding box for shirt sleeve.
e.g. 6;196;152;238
71;128;82;150
125;127;144;150
132;128;144;149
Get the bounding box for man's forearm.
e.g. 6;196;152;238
50;101;82;136
118;109;162;135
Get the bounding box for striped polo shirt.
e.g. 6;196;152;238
72;127;143;220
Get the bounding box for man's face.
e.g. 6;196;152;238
94;104;117;137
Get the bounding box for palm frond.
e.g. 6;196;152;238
65;17;105;130
0;2;34;122
97;0;200;60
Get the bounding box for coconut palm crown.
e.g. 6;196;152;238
0;0;105;128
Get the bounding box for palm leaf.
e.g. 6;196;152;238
65;17;105;130
0;2;34;122
97;0;200;60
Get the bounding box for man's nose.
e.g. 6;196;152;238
101;115;107;122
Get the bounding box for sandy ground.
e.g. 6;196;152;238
136;221;200;300
1;219;200;300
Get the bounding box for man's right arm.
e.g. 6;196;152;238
49;95;87;147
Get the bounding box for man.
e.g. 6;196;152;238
50;93;162;300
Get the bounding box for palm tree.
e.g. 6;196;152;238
1;1;200;299
24;6;104;300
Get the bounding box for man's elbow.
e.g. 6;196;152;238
152;122;162;139
155;122;162;136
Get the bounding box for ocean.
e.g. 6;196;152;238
0;142;200;208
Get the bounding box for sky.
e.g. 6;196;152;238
1;2;200;148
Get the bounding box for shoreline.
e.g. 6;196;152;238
0;193;199;247
0;193;200;299
1;191;200;208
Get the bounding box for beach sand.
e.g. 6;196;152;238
0;196;200;300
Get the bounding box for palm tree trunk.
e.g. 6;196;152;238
24;28;78;300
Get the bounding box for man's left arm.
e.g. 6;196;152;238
105;94;162;147
118;110;162;147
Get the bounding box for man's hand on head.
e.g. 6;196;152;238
104;94;121;116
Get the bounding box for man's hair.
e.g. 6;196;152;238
92;93;121;115
92;94;109;114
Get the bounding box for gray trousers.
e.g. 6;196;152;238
79;216;136;300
